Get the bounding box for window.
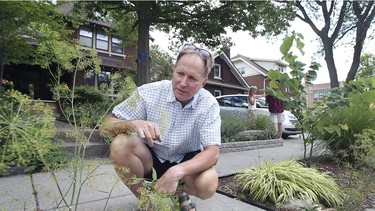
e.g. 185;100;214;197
96;30;109;51
319;90;331;99
214;90;221;97
84;70;112;90
313;89;331;102
98;71;111;88
313;90;319;101
84;70;95;87
214;64;221;79
79;27;93;47
111;37;123;54
278;65;285;73
238;67;245;75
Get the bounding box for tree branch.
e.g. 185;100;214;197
295;1;321;36
330;1;348;41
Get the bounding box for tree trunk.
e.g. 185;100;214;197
323;42;340;88
135;2;153;86
346;29;365;83
136;20;151;86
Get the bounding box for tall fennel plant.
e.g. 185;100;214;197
35;37;134;210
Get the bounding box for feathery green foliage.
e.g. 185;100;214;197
234;160;343;207
0;90;65;175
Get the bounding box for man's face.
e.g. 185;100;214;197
172;53;207;106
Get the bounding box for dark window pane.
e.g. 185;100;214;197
79;27;93;47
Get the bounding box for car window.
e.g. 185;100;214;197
256;97;268;108
216;95;247;108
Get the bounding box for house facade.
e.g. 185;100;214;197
305;82;344;107
204;51;250;96
231;54;288;94
3;4;136;101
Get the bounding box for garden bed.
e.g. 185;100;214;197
217;157;375;211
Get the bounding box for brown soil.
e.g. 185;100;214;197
217;157;375;211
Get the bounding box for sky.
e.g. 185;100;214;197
151;19;375;85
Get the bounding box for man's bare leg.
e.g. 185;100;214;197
278;123;283;139
110;134;153;198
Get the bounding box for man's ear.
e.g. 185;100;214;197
202;78;208;87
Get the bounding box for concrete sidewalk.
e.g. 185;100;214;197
0;137;305;211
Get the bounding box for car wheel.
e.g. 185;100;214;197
282;133;289;139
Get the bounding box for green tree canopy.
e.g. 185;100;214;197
356;53;375;80
73;1;296;85
0;1;71;81
149;45;173;82
294;1;375;88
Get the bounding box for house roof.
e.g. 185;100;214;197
231;54;288;76
231;54;268;76
207;52;250;90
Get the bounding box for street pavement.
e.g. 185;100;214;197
0;136;306;211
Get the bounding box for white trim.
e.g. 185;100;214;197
214;64;222;79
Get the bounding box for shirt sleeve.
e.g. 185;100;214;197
199;102;221;147
112;88;147;120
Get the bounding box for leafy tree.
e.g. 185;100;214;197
355;52;375;80
0;1;70;81
293;1;375;88
73;1;295;85
149;45;173;82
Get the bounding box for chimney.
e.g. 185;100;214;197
223;48;230;59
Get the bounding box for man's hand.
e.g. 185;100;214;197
154;168;180;195
130;120;161;147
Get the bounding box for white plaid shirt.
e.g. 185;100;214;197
112;80;221;163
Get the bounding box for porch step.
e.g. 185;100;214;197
54;120;110;158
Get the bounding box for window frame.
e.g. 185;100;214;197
79;26;93;47
214;90;221;97
96;29;109;51
214;64;222;79
111;36;123;54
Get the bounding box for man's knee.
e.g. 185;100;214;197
110;135;134;161
188;168;218;199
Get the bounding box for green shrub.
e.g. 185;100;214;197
234;160;343;208
221;112;250;140
352;129;375;170
221;112;274;142
252;114;274;131
60;85;112;127
74;85;109;104
312;91;375;163
0;90;66;175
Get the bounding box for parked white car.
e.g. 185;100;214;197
216;94;301;139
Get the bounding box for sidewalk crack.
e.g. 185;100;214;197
30;174;41;211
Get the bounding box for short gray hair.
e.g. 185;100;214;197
176;49;214;77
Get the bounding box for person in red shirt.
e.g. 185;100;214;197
265;94;285;139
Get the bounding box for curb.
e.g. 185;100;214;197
220;139;283;153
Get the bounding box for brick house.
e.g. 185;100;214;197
3;4;137;100
305;81;345;107
231;54;288;94
204;51;250;96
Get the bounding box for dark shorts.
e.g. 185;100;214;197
144;145;201;180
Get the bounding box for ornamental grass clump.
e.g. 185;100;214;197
234;160;343;208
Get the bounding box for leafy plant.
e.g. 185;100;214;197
130;168;179;211
352;129;375;170
265;32;349;164
311;78;375;164
0;90;66;175
220;112;275;142
60;85;111;127
234;160;343;208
